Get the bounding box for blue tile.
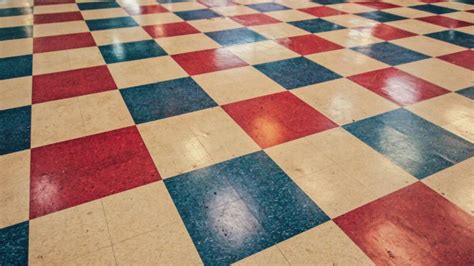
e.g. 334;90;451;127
206;28;267;46
0;7;32;17
426;30;474;49
246;3;290;12
157;0;192;3
453;0;474;3
356;11;407;22
86;17;138;31
0;222;29;265
0;26;32;41
352;42;429;66
311;0;347;4
99;40;167;64
344;108;474;179
410;4;457;14
165;151;329;265
0;55;32;80
78;1;120;10
0;106;31;155
254;57;341;90
457;86;474;100
120;77;217;124
289;18;345;33
175;9;220;21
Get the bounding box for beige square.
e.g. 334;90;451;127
61;247;116;266
117;0;157;5
275;0;319;9
92;27;151;45
138;107;259;178
0;15;33;27
234;246;289;265
0;38;32;57
383;7;433;18
0;151;30;228
386;19;445;35
330;3;375;13
108;56;187;88
132;13;183;26
250;22;308;39
31;90;133;147
307;49;389;77
212;5;258;16
33;21;88;38
0;77;32;110
234;0;275;4
33;3;78;14
225;40;299;65
397;58;473;91
160;2;206;12
29;200;111;265
189;17;242;32
456;25;474;34
0;1;32;9
156;33;220;55
80;8;128;20
444;11;474;23
324;14;378;28
384;0;422;6
433;1;473;11
193;66;284;104
266;10;314;22
33;47;105;75
391;36;465;57
316;28;384;48
293;78;398;125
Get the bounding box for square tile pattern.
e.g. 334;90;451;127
1;0;473;265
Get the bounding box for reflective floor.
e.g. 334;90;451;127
1;0;474;264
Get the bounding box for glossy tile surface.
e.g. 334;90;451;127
1;0;474;264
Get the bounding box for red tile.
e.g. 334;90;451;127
334;182;474;265
418;0;446;3
34;0;74;5
417;16;473;29
438;50;474;71
124;5;168;16
356;24;416;40
30;126;161;219
277;34;343;55
231;13;281;26
222;92;337;148
299;6;346;17
32;66;117;103
143;22;200;38
348;67;449;106
198;0;237;7
33;32;96;53
467;9;474;13
356;1;400;9
172;48;248;75
33;11;83;24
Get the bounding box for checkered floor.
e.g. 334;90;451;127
1;0;473;264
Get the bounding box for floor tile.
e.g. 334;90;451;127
231;13;280;26
0;7;32;17
426;30;474;48
80;7;129;20
172;48;248;75
457;86;474;100
0;38;32;58
63;247;116;265
86;16;139;31
206;27;267;46
157;33;221;54
124;4;169;15
383;6;433;18
234;246;289;266
276;34;342;55
335;182;474;265
385;18;445;34
33;20;88;37
0;77;32;111
91;26;151;45
249;22;309;39
411;4;457;14
0;222;29;265
188;16;242;31
33;3;78;14
33;46;104;75
289;18;345;33
77;2;119;10
352;42;429;65
357;1;400;10
329;3;375;14
299;6;347;17
0;25;32;41
175;8;221;20
33;32;96;53
143;21;199;38
357;23;416;40
212;5;258;16
33;11;83;24
391;35;465;56
356;10;407;22
225;40;299;64
132;12;183;25
0;55;32;80
0;106;31;155
265;9;314;22
316;28;384;47
247;2;290;12
99;39;167;64
417;15;473;28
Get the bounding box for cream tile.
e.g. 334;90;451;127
316;28;384;48
0;38;32;57
383;7;433;18
275;0;319;9
397;58;474;91
33;3;79;14
433;1;474;11
233;246;289;266
250;22;308;39
29;201;112;265
0;77;32;110
324;14;378;28
118;0;157;5
33;47;105;75
277;221;374;265
266;10;314;22
293;78;398;125
160;2;207;12
81;8;128;20
233;0;274;4
444;11;474;23
138;107;259;178
189;17;242;32
212;5;258;16
423;157;474;214
330;3;375;13
108;56;188;88
33;21;89;38
457;25;474;34
92;27;152;45
31;90;133;147
156;33;221;55
391;36;465;57
0;15;33;27
0;1;32;9
62;247;116;266
132;13;183;26
225;40;299;65
385;19;445;34
0;150;30;228
307;49;389;76
384;0;421;6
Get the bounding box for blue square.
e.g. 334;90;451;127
86;17;138;31
289;19;345;33
352;42;429;65
0;26;32;41
247;3;290;12
78;2;120;10
457;86;474;100
165;151;329;265
254;57;341;90
0;106;31;155
0;55;32;80
410;4;457;14
311;0;347;4
0;222;29;265
426;30;474;49
356;11;406;22
175;9;221;21
206;28;267;46
120;77;217;124
0;7;32;17
99;40;167;64
344;108;474;179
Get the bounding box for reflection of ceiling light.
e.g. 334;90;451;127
384;75;418;105
251;115;283;147
34;176;59;208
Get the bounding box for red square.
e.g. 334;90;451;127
33;32;96;53
33;65;117;103
172;48;248;75
277;34;342;55
299;6;347;17
30;126;161;219
335;182;474;265
356;24;416;40
417;16;473;28
418;0;446;3
356;2;400;9
222;92;337;148
349;68;448;106
143;22;200;38
231;13;281;26
124;5;168;15
468;9;474;13
33;11;84;24
438;50;474;71
34;0;74;5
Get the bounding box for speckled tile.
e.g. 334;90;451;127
0;222;29;265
